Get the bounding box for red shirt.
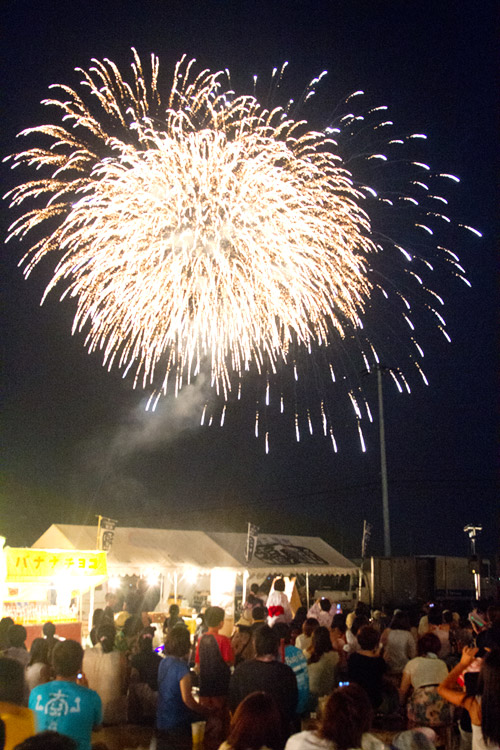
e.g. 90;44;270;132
195;632;233;664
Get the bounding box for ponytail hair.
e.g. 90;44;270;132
478;650;500;746
96;623;116;653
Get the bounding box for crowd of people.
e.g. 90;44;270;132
0;583;499;750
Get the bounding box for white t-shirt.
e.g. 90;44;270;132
307;651;339;697
433;627;451;658
296;633;313;652
307;602;335;629
25;662;49;693
472;721;500;750
402;654;448;689
383;630;416;674
468;697;500;750
285;730;385;750
344;629;360;654
82;645;127;724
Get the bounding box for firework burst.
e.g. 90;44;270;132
4;51;478;449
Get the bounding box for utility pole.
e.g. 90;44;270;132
362;364;398;557
377;367;391;557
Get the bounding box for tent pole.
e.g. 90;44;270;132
174;570;178;604
370;556;375;609
242;569;249;606
89;585;95;635
306;571;310;610
79;588;83;642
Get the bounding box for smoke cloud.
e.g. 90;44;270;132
111;372;212;457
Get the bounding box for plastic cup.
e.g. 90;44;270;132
191;720;206;748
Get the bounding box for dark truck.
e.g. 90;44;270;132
359;555;495;609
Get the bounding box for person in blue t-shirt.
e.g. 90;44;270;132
273;622;310;716
29;640;101;750
156;626;207;750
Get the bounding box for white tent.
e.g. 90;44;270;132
32;525;356;577
32;524;242;628
207;531;356;576
32;525;359;624
32;525;239;575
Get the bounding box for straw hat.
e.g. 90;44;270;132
114;611;130;627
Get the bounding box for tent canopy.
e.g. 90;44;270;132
32;525;239;576
207;532;356;575
32;525;357;577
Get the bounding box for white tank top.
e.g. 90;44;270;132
472;722;500;750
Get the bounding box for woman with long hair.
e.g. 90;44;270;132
82;622;129;725
25;638;51;693
285;684;383;750
438;647;500;750
330;614;348;675
220;691;283;750
88;609;104;647
306;626;339;709
381;612;416;680
163;603;183;637
295;618;319;653
289;606;307;639
128;626;162;725
0;618;14;651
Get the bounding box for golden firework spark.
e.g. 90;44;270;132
5;51;479;449
5;51;375;401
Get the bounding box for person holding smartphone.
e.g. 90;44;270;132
438;647;500;750
29;640;102;750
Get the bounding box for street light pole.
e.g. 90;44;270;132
464;524;482;600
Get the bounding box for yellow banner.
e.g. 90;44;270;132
4;548;107;583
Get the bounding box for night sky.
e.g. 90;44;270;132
1;1;497;560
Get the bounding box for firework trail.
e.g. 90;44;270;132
4;51;479;450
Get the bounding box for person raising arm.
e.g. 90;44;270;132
438;647;500;750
